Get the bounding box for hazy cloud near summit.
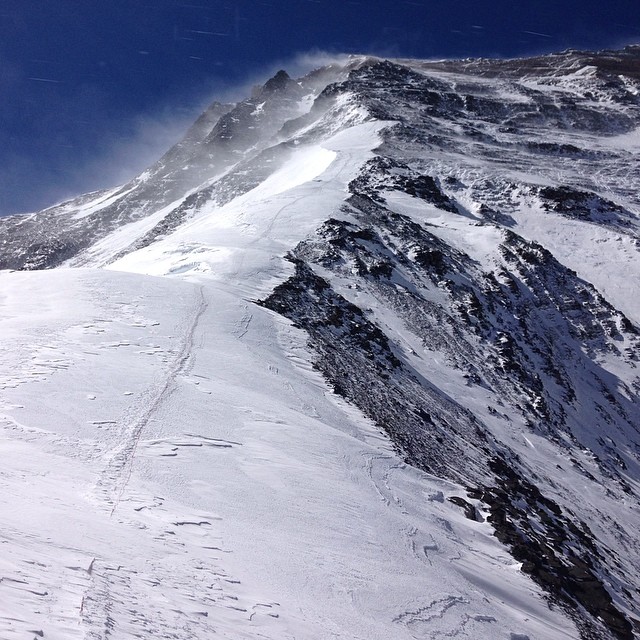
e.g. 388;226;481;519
0;50;351;217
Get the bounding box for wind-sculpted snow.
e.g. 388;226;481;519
1;46;640;640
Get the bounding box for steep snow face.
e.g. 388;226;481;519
0;268;575;640
1;47;640;640
106;124;382;294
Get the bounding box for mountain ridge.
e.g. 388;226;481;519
1;46;639;639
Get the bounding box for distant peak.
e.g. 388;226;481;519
261;69;293;94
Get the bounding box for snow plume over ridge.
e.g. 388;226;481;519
0;54;371;271
0;50;352;218
1;46;640;640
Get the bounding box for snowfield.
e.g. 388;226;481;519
106;125;378;287
0;268;575;640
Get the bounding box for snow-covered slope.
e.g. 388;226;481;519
1;46;640;639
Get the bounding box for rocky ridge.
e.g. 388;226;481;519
2;46;640;639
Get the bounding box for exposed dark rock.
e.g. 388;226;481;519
260;163;639;639
535;185;636;235
260;258;496;484
481;457;634;640
447;496;480;521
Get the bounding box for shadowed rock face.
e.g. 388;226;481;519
261;178;639;639
257;52;640;638
2;46;640;639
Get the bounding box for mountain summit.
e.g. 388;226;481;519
1;47;639;639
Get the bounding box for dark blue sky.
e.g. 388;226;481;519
1;0;639;216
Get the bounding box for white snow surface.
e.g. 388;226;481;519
108;125;373;297
0;123;580;639
0;272;575;640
